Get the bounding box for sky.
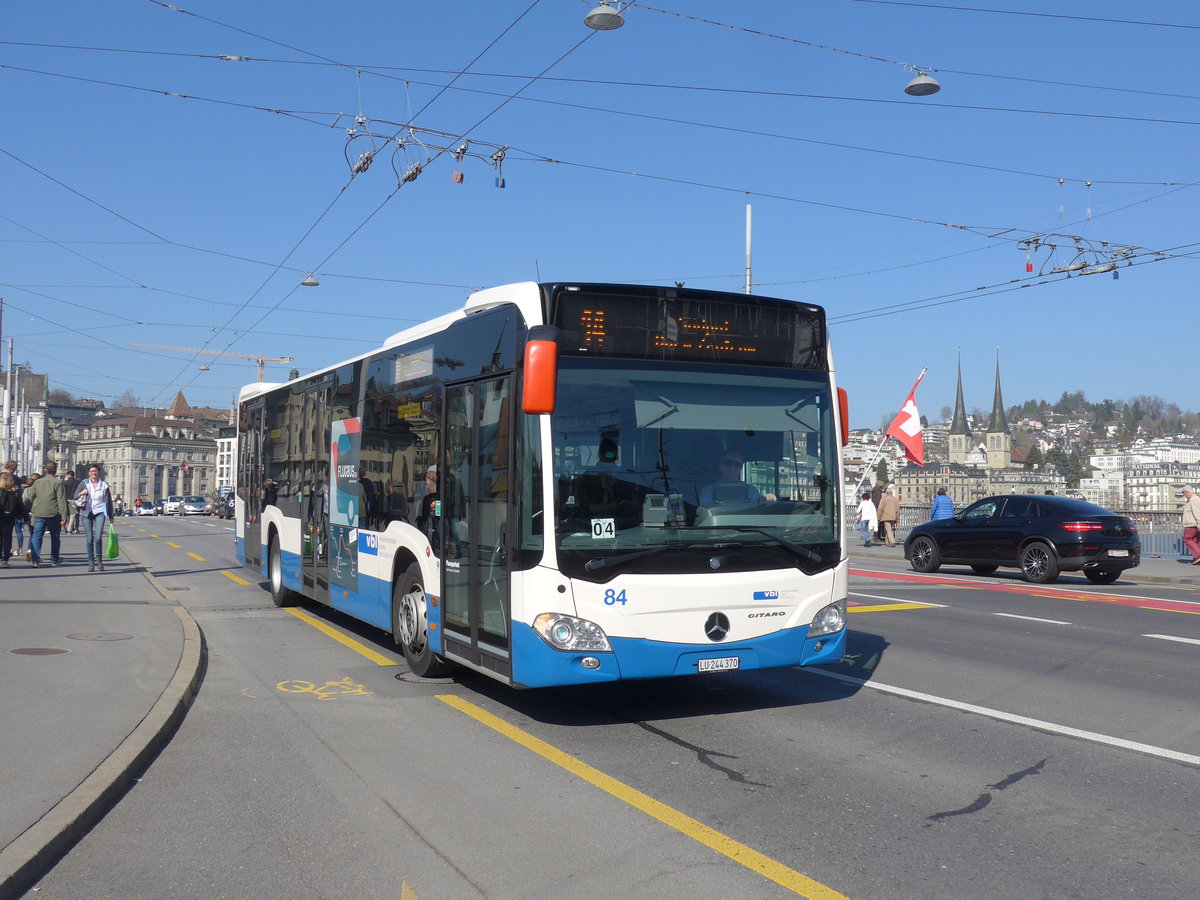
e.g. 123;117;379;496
3;1;1198;428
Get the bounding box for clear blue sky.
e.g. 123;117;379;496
3;1;1196;426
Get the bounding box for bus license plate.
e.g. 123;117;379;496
698;656;739;673
1108;549;1129;557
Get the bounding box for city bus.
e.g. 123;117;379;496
235;282;850;688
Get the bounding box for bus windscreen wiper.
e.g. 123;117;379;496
584;545;680;572
690;526;821;563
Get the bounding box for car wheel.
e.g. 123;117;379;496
392;562;451;677
970;564;998;575
268;533;294;607
909;536;941;573
1084;569;1120;585
1020;542;1059;584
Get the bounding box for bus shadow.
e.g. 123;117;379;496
284;596;890;725
460;629;890;727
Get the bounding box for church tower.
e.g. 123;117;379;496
948;353;971;464
985;352;1012;469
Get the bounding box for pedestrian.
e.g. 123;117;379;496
871;481;885;541
1181;486;1200;565
877;485;900;547
855;490;878;546
930;487;954;520
77;464;115;572
3;460;26;559
23;462;69;568
0;471;22;568
62;468;81;533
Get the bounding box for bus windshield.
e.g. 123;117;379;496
550;359;840;580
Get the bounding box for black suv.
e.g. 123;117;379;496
904;494;1140;585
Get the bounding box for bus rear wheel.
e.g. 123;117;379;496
269;533;294;607
393;562;451;678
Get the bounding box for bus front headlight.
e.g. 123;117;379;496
533;613;612;652
809;599;846;637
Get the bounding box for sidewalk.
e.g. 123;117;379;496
0;531;204;900
848;542;1198;586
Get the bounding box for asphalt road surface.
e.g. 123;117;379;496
30;518;1200;899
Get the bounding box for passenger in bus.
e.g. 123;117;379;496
575;438;639;521
699;451;776;505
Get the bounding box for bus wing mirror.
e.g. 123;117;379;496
522;325;560;414
838;387;849;446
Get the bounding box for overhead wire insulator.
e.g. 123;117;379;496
491;146;508;189
400;162;422;184
351;153;372;175
453;141;468;183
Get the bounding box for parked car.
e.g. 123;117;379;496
180;495;211;515
904;494;1140;585
154;498;166;516
164;495;184;515
133;501;156;516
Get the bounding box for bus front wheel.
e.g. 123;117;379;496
393;562;451;678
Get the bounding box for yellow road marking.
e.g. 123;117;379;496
401;883;419;900
187;552;206;562
166;541;181;549
438;694;850;900
283;607;398;667
849;602;933;613
221;570;251;586
148;534;160;539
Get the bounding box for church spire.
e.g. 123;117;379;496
947;348;971;464
950;351;971;436
985;349;1012;469
987;351;1009;434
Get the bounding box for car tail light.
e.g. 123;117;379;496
1061;521;1103;533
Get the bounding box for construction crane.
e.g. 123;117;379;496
131;344;295;382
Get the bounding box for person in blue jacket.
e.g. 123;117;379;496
930;487;955;520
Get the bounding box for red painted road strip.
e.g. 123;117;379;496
850;567;1200;615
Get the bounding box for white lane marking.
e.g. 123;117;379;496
850;591;947;607
809;668;1200;767
994;613;1073;625
1143;633;1200;647
853;566;1200;609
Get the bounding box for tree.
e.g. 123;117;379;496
1024;444;1044;469
117;389;140;408
940;405;952;421
875;459;889;484
47;388;76;405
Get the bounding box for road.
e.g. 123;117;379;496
30;519;1200;899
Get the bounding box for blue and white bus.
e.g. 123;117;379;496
236;282;850;688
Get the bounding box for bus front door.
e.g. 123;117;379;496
440;377;512;681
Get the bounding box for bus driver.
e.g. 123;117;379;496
699;451;776;506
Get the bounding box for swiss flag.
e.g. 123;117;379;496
886;369;926;467
181;460;191;474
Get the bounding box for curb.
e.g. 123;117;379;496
0;550;206;900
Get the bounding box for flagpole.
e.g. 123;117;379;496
851;367;927;501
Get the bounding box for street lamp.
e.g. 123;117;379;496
904;71;941;96
584;2;626;30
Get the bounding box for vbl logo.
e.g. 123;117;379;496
753;590;780;601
